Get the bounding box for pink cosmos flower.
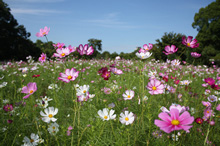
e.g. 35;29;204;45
146;79;164;95
53;48;70;58
204;78;215;85
21;82;37;99
58;68;79;83
203;107;214;119
3;104;13;112
182;36;199;48
202;101;211;107
110;67;123;75
53;42;65;49
38;53;47;63
163;45;178;55
216;104;220;111
139;43;153;52
154;108;194;133
191;52;201;58
36;26;50;37
77;44;94;55
67;45;76;53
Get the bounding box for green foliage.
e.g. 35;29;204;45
88;38;102;58
192;0;220;65
35;39;55;58
0;0;41;61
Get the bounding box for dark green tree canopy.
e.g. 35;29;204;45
192;0;220;65
0;0;41;61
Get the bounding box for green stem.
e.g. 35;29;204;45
78;127;88;146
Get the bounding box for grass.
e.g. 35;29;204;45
0;57;220;146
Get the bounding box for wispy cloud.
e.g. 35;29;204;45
84;13;140;29
11;8;66;15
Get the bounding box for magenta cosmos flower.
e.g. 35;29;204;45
204;77;215;85
154;108;194;133
38;53;47;63
36;26;50;37
21;82;37;99
191;52;201;58
182;36;199;48
3;104;13;112
163;45;178;55
146;79;164;95
53;48;70;58
77;44;94;55
110;67;123;75
58;68;79;83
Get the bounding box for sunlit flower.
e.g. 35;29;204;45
146;79;164;95
53;48;70;58
122;90;135;100
182;36;199;48
98;108;116;121
119;111;135;125
36;26;50;37
154;108;194;133
76;85;90;96
21;82;37;99
22;133;40;146
136;51;152;59
40;107;58;123
58;68;79;83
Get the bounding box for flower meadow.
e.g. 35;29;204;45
0;27;220;146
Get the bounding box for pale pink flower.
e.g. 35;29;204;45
182;36;199;48
58;68;79;83
53;42;65;49
191;52;201;58
154;108;194;133
21;82;37;99
202;101;211;107
38;53;47;63
67;45;76;53
110;67;123;75
53;48;70;58
36;26;50;37
146;79;164;95
163;45;178;55
216;104;220;111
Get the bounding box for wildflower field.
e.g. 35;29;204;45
1;27;220;146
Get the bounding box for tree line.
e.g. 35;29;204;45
0;0;219;66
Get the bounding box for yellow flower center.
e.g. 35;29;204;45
83;90;86;93
29;90;34;94
61;53;65;56
104;116;108;119
42;57;45;60
42;32;46;35
198;121;201;123
30;139;34;143
48;114;53;118
53;126;56;129
152;86;157;90
207;111;210;113
142;56;144;59
7;107;10;110
67;76;72;80
127;95;131;98
125;117;129;121
171;120;180;125
187;43;190;47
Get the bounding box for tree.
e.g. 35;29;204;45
192;0;220;65
88;38;102;58
35;40;55;58
0;0;41;61
152;32;186;62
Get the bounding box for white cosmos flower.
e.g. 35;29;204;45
98;108;116;121
208;95;218;102
40;107;58;123
76;85;90;96
119;111;135;125
42;96;53;102
135;52;152;59
122;90;135;100
22;133;39;146
48;122;59;135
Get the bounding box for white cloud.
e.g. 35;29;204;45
6;0;65;3
84;13;139;29
11;8;66;15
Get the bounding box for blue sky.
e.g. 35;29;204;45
5;0;215;54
